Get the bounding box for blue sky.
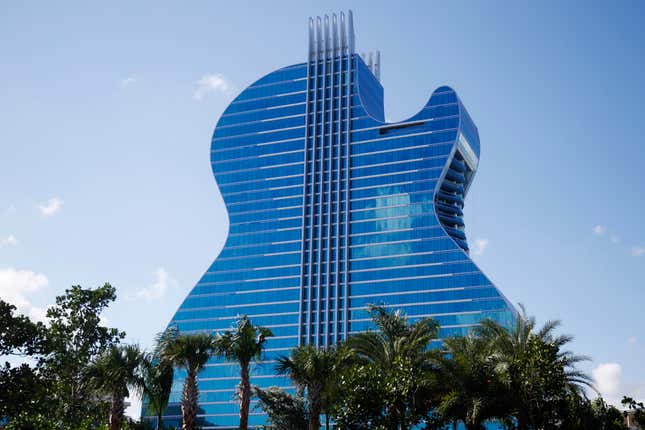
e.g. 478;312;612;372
1;0;643;414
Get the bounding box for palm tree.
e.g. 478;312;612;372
86;344;146;430
345;304;441;430
276;344;351;430
475;305;593;429
435;335;503;430
347;304;440;369
157;327;215;430
213;315;273;430
141;353;174;430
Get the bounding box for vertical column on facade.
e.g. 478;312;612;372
314;17;325;348
342;11;354;340
298;18;315;346
332;13;342;346
324;15;335;349
305;18;322;346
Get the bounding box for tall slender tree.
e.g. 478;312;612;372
157;327;215;430
141;353;174;430
213;315;273;430
276;344;351;430
86;344;146;430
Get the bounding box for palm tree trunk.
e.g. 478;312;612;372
157;411;163;430
325;413;330;430
309;387;322;430
239;362;251;430
182;369;199;430
109;393;125;430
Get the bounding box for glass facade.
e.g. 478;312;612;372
145;11;515;429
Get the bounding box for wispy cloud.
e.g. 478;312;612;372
3;205;17;215
631;246;645;257
628;337;638;345
471;238;489;256
193;74;232;100
132;267;177;301
38;197;63;217
592;225;607;236
120;76;137;87
0;268;49;321
0;234;17;248
592;225;626;248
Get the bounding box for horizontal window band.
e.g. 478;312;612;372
223;184;302;198
218;173;302;189
229;90;306;106
348;298;472;311
174;310;299;320
220;102;306;119
214;251;301;262
229;226;301;237
352;249;463;262
213;149;304;165
203;265;301;276
178;299;300;313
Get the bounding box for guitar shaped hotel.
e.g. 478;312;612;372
149;11;515;428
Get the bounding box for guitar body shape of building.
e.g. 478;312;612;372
148;11;515;429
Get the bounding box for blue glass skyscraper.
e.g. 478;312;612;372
148;11;515;429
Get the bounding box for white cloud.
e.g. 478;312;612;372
610;235;620;244
0;268;49;321
38;197;63;216
133;267;177;301
592;362;645;406
193;74;232;100
120;76;137;87
628;337;637;344
631;246;645;257
593;362;622;399
471;238;489;256
592;225;607;236
0;234;17;248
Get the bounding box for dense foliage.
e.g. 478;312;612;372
1;288;640;430
254;386;309;430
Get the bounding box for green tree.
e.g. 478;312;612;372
555;394;628;430
0;300;49;421
276;344;350;430
435;335;504;430
42;284;125;428
332;362;389;430
339;305;441;430
254;386;309;430
476;305;592;429
213;315;273;430
87;344;146;430
0;299;47;356
141;354;174;430
157;326;214;430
